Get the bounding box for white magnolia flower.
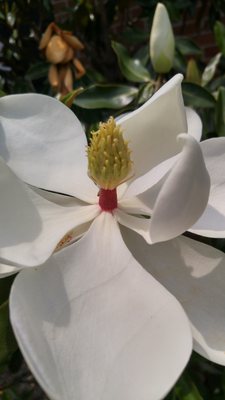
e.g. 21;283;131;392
1;74;225;400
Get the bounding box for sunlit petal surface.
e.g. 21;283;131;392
0;94;97;201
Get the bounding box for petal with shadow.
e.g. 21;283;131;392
122;226;225;365
10;212;192;400
190;138;225;237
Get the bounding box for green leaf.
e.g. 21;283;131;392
174;375;203;400
112;41;151;83
137;82;154;105
134;45;150;67
214;21;225;56
216;87;225;136
26;62;49;80
173;49;186;73
182;82;216;108
202;53;222;86
176;38;202;56
0;301;18;366
60;88;84;108
74;84;138;109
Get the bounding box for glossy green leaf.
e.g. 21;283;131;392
182;82;216;108
137;82;154;105
0;301;18;366
214;21;225;56
202;53;222;86
74;84;138;109
216;87;225;136
112;41;151;83
134;45;150;67
60;88;84;108
176;38;202;56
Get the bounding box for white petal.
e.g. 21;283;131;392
190;138;225;237
185;107;202;141
10;212;192;400
0;94;97;202
0;158;41;264
118;196;151;215
149;134;210;243
0;262;21;278
119;74;187;179
123;153;178;199
1;185;100;266
123;106;202;198
122;227;225;365
115;209;151;243
31;187;89;207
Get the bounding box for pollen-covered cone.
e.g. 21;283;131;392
87;117;132;190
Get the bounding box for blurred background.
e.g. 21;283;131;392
0;1;225;399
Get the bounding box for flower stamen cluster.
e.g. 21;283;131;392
87;117;132;190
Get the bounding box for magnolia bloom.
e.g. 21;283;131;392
1;74;225;400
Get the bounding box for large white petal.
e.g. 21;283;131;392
190;138;225;237
122;107;202;199
119;74;187;180
1;184;100;267
149;134;210;243
10;212;192;400
0;94;97;202
185;107;202;142
122;226;225;365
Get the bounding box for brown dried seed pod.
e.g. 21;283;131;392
62;46;74;63
39;23;54;50
64;66;73;92
63;34;84;50
48;64;59;87
45;35;69;64
73;58;86;79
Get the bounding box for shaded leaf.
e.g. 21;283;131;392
214;21;225;56
74;84;138;109
0;301;18;366
174;374;203;400
112;41;151;83
0;275;14;305
176;38;202;56
26;62;49;80
182;82;216;108
0;89;6;97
